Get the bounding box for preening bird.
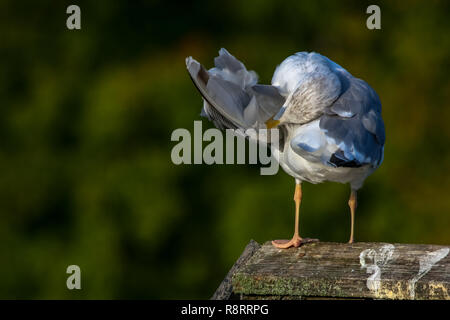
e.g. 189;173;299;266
186;49;385;248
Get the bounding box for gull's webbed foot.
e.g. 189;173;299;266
272;235;319;249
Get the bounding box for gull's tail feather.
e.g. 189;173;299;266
186;49;285;132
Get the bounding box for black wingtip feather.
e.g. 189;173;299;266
329;151;363;168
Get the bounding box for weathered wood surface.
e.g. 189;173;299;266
231;241;450;300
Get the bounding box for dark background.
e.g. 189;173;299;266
1;0;449;299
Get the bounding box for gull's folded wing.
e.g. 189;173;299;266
291;76;385;168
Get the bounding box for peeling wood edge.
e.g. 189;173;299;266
211;240;261;300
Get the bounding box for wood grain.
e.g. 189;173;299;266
231;241;450;300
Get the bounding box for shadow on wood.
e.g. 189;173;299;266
213;241;450;300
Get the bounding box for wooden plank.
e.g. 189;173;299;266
231;241;450;300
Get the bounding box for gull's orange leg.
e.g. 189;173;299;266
272;183;318;249
348;189;357;244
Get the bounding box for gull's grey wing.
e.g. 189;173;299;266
186;49;285;130
320;76;385;167
244;84;285;125
291;74;385;168
186;56;244;129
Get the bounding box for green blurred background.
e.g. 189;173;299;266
1;0;449;299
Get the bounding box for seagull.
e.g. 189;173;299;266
186;49;385;249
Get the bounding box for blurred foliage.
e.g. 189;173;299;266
0;0;449;299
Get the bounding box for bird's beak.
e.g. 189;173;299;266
266;105;286;128
266;105;287;129
265;116;280;129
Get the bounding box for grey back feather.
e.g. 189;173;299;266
273;53;342;125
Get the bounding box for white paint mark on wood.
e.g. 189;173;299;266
408;248;449;299
359;244;395;293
